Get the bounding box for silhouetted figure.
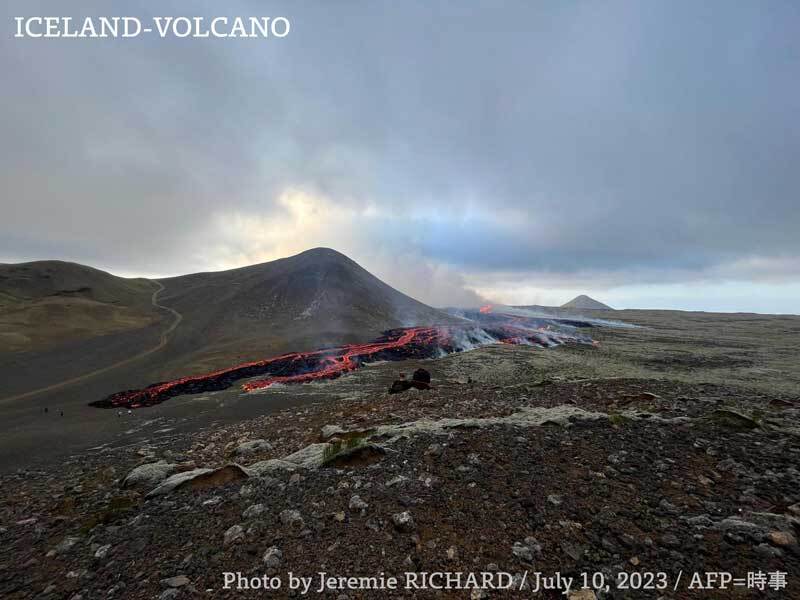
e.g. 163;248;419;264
44;407;48;413
60;411;63;417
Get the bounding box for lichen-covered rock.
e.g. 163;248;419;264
223;525;244;546
709;409;760;430
349;495;368;511
279;509;304;529
263;546;282;568
243;503;266;519
122;461;179;489
247;459;299;476
146;464;249;498
392;511;415;532
321;425;345;439
234;439;273;456
282;443;332;468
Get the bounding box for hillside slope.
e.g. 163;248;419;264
155;248;459;373
0;261;157;354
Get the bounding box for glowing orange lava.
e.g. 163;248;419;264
90;313;595;410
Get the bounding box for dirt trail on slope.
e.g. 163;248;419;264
0;281;182;404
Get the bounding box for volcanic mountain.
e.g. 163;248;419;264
561;294;612;310
154;248;460;374
0;248;459;402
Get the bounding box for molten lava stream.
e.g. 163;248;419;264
242;326;443;391
90;321;592;410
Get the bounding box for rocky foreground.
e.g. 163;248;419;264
1;371;799;599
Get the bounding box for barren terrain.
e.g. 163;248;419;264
0;309;798;599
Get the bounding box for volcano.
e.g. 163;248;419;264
561;295;612;310
153;248;462;375
0;248;464;406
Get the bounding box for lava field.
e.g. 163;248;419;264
90;315;594;410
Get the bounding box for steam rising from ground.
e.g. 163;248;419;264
90;307;603;409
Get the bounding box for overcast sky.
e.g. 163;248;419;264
2;1;799;313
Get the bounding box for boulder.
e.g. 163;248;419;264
161;576;189;588
243;504;266;519
283;443;333;469
223;525;245;546
321;425;345;439
392;511;415;532
51;536;81;556
122;461;180;489
247;459;299;476
389;379;430;394
412;368;431;384
263;546;282;568
146;464;249;498
349;495;369;511
568;591;597;600
767;530;797;548
234;440;273;456
709;409;760;430
279;509;304;529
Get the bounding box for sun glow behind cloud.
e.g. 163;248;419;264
2;2;799;313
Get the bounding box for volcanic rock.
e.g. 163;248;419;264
392;511;415;532
321;425;345;439
243;504;266;519
767;530;797;548
412;368;431;384
223;525;244;546
389;379;430;394
349;495;369;511
246;459;299;475
51;536;81;556
709;409;760;430
280;509;304;529
323;442;387;468
146;464;249;497
161;575;189;588
263;546;282;568
233;439;273;456
568;591;597;600
122;461;181;489
511;541;534;562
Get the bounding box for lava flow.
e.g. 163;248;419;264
90;316;594;410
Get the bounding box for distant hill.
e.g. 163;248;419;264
0;261;157;353
561;295;612;310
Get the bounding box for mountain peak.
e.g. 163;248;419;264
561;294;612;310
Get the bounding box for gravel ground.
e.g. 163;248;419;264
1;311;799;599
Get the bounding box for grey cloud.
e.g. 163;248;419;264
2;1;799;306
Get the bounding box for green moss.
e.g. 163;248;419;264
322;435;368;466
608;412;630;427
